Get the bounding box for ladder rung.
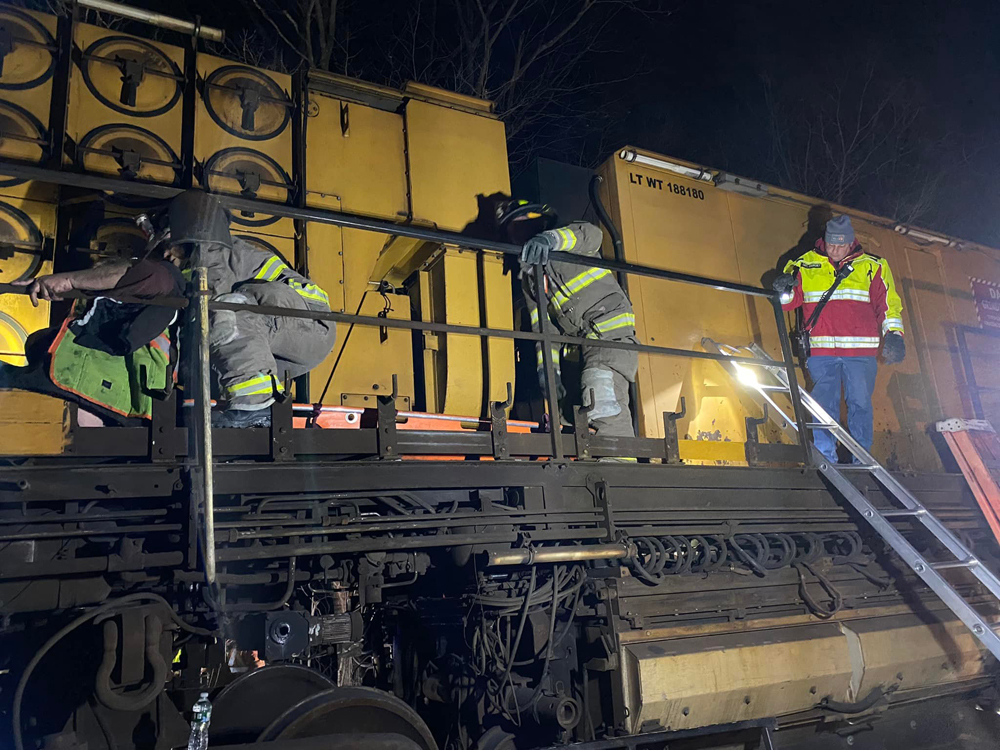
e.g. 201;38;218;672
880;509;927;518
930;558;979;571
807;422;838;430
757;385;790;392
839;464;879;471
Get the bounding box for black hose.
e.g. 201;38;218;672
203;557;298;612
13;593;215;750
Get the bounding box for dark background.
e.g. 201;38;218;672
41;0;1000;245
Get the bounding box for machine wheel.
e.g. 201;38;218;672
208;664;334;745
257;686;438;750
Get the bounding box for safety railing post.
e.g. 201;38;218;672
771;295;812;465
195;268;217;583
534;263;563;460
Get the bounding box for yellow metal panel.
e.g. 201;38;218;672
310;291;414;408
677;438;745;463
481;251;515;406
305;221;346;314
67;24;184;184
610;153;750;442
844;615;988;695
0;8;57;195
622;624;853;732
0;391;68;455
421;248;483;416
194;54;294;237
304;93;408;218
404;99;510;231
0;195;56;364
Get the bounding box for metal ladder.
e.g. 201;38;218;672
703;339;1000;660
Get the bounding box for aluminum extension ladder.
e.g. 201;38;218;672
703;339;1000;660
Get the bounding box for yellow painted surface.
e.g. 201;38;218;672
0;195;56;363
481;251;516;407
0;8;57;193
419;248;483;416
0;390;68;454
194;54;294;238
846;614;989;696
404;99;510;231
621;613;989;734
67;24;184;182
602;145;1000;470
310;291;414;408
304;91;408;219
622;623;853;732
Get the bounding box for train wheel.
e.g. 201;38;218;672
257;686;438;750
208;664;334;746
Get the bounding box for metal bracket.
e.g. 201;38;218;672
574;388;595;460
270;396;294;462
376;374;399;460
588;476;619;541
662;396;686;464
239;84;261;130
150;391;180;462
490;382;512;460
744;404;769;466
117;57;145;107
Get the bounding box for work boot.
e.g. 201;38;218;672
211;408;271;428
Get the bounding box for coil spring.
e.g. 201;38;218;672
628;531;868;583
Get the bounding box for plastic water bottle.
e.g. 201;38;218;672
187;692;212;750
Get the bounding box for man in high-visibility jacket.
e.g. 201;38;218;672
493;198;638;440
160;190;337;428
773;214;905;461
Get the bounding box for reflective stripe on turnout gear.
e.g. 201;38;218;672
226;373;285;399
287;279;329;305
551;267;612;309
803;289;871;303
255;255;289;281
536;346;562;368
555;227;578;251
588;312;635;338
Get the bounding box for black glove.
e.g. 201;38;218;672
772;273;796;296
521;231;558;266
882;332;905;364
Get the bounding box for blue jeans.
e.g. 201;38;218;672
805;356;878;462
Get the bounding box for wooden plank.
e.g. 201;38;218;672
944;431;1000;545
0;390;69;455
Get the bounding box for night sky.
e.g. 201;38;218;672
167;0;1000;245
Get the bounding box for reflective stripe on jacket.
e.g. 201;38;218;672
198;238;330;309
782;240;903;357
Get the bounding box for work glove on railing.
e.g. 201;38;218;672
882;332;906;365
521;231;559;266
772;273;796;296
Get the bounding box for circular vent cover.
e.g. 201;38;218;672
82;35;182;117
0;101;47;187
0;8;56;90
0;201;43;283
203;65;291;140
203;147;291;227
77;123;181;186
0;310;29;366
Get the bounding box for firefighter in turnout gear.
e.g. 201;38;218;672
159;190;337;428
773;214;905;461
493;197;638;441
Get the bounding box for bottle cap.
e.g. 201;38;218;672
200;692;209;698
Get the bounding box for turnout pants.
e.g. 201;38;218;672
581;342;637;439
210;281;337;410
805;355;878;462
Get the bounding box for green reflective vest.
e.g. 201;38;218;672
48;318;170;420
